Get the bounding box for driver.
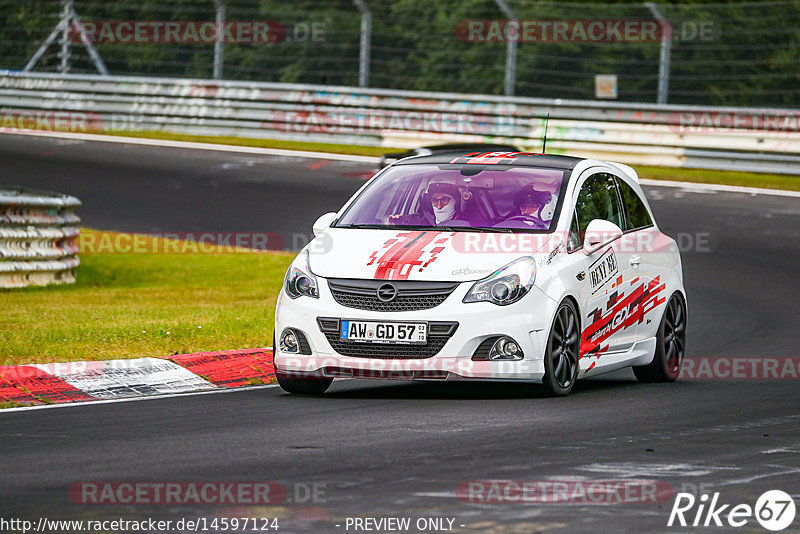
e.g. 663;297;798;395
502;184;552;227
388;182;461;226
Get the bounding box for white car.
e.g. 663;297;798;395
274;151;687;396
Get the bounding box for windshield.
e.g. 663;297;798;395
336;164;568;232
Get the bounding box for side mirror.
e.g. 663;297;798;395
312;212;337;237
583;219;623;254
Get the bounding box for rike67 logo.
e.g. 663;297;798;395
668;490;796;531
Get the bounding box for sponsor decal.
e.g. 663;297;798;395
367;231;455;280
588;248;618;294
581;275;666;360
451;267;492;277
542;243;562;265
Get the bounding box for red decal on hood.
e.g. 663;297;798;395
367;231;455;280
580;276;667;362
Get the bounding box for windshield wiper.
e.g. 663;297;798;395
337;224;513;233
336;223;392;229
450;226;513;233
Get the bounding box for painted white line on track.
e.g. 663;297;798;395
640;178;800;198
0;383;281;414
7;130;799;197
7;130;380;164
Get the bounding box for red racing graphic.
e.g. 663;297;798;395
580;275;667;365
367;231;455;280
448;151;542;165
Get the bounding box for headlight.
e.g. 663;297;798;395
463;257;535;306
284;250;319;299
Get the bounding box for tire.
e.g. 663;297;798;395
633;293;686;383
275;370;333;395
540;299;581;397
273;332;333;394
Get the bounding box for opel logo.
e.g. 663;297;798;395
376;283;398;302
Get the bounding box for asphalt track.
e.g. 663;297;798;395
1;133;799;533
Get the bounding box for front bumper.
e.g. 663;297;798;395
274;277;559;382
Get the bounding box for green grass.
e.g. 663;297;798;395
635;165;800;192
0;229;292;366
101;130;798;191
0;401;33;409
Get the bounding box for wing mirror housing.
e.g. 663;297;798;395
312;212;337;237
583;219;623;254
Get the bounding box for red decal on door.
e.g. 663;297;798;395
580;276;666;359
367;231;454;280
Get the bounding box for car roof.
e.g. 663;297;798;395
420;143;519;152
395;151;585;170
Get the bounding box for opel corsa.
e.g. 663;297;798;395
274;151;687;396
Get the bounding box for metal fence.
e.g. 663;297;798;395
0;186;81;288
2;71;799;175
0;0;798;107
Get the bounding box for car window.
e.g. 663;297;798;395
567;210;581;252
616;177;653;230
574;173;624;240
336;164;567;232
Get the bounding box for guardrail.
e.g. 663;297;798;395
0;186;81;288
1;71;799;174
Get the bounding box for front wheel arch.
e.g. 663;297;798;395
539;298;582;397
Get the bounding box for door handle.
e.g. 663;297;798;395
629;255;642;267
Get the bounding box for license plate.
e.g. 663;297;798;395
339;320;427;344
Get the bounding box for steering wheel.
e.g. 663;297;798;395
503;214;548;229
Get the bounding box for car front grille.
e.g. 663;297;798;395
327;278;459;312
317;318;458;359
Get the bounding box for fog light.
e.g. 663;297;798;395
488;336;524;361
280;329;299;353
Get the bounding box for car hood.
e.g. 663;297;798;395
307;228;556;282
